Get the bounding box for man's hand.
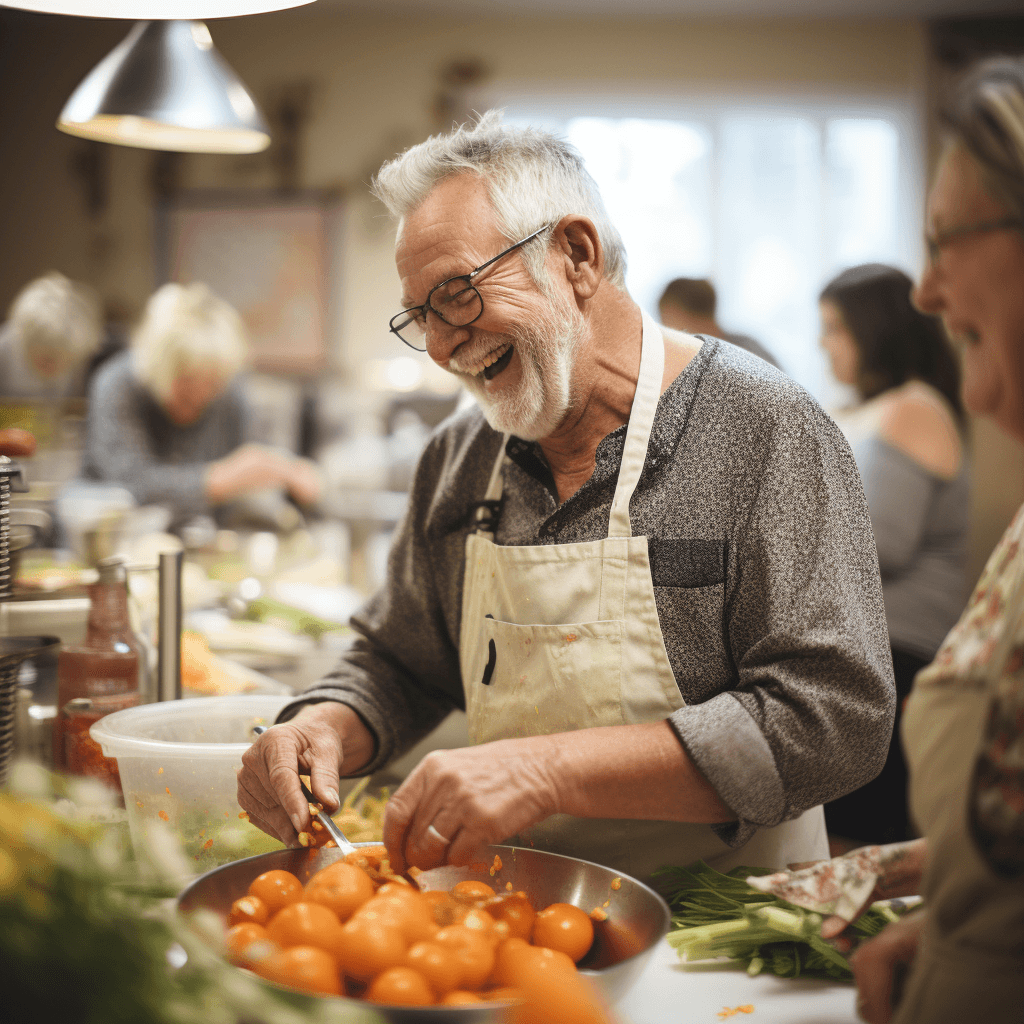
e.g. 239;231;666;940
206;444;321;507
237;702;374;845
849;910;924;1024
383;736;559;874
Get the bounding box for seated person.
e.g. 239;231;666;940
658;277;780;368
0;272;104;401
79;282;320;530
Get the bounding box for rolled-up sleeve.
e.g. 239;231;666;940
668;403;896;846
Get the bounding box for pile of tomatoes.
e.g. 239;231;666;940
221;846;598;1007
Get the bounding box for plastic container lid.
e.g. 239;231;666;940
90;694;291;760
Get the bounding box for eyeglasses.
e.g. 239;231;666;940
925;216;1022;266
389;224;552;352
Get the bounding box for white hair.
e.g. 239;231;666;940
371;110;627;289
131;282;248;403
8;271;103;362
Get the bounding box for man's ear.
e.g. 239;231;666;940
552;215;603;300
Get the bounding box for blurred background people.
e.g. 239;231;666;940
818;263;969;849
0;271;103;401
657;277;781;368
78;281;321;533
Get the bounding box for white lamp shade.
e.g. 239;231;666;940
4;1;316;17
57;20;271;154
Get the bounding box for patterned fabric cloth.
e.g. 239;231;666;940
280;337;894;848
948;506;1024;877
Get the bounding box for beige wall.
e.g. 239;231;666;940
3;9;1018;585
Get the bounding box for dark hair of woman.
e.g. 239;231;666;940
820;263;965;425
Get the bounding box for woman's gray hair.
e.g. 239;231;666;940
132;282;248;403
371;110;627;290
943;56;1024;222
9;271;103;362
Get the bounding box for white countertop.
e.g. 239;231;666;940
617;937;861;1024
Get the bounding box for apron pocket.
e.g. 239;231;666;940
468;618;626;744
653;582;730;703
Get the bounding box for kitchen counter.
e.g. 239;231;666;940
617;936;860;1024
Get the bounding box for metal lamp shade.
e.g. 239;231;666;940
5;2;315;16
57;20;271;154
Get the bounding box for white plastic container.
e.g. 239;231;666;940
90;695;291;870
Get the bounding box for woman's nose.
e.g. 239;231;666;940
911;263;942;316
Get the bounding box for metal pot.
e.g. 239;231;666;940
177;843;671;1023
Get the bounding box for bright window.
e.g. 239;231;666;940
504;97;922;409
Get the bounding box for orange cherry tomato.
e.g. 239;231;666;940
265;901;341;951
532;902;594;962
228;894;270;927
224;922;274;963
254;945;343;997
434;925;496;990
451;879;495;904
460;906;498;943
364;966;434;1006
248;869;304;916
405;940;463;997
353;892;437;945
305;861;376;922
490;937;535;987
441;990;484;1005
329;915;408;982
421;889;461;927
486;893;536;940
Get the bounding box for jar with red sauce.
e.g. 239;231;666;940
63;692;140;794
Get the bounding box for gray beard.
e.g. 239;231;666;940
465;299;587;441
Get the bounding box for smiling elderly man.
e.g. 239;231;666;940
238;112;894;883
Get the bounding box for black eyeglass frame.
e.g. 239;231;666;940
388;224;553;352
925;216;1023;266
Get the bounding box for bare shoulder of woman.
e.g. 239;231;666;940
878;386;962;480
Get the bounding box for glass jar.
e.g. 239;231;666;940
53;557;143;769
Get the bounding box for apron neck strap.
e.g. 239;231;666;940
607;311;665;538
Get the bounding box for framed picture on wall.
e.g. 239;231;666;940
155;189;343;376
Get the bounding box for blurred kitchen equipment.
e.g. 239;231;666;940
89;694;292;871
6;2;316;17
62;691;140;792
0;456;30;599
157;550;183;702
1;636;60;784
58;20;270;154
178;843;672;1021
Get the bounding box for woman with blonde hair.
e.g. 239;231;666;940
0;271;103;399
81;282;319;528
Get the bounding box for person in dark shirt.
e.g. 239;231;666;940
657;276;781;369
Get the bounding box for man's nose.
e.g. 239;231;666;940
425;313;471;365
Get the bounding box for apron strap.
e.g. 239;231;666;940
474;432;510;538
608;311;665;539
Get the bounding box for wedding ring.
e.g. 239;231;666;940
426;824;450;846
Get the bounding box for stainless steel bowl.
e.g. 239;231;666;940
177;843;671;1023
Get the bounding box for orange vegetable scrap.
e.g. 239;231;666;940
506;882;514;891
157;767;164;775
136;800;144;809
610;878;621;890
717;1007;755;1019
204;839;213;850
158;810;169;821
589;908;608;922
238;811;249;820
165;787;170;795
602;900;610;908
297;832;313;847
312;820;324;832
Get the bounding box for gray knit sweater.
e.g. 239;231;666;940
281;338;895;847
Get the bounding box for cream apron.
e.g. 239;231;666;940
458;311;827;882
896;510;1024;1024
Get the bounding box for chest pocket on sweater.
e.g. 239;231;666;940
650;539;731;703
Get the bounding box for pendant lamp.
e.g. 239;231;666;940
57;20;271;154
4;2;315;16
